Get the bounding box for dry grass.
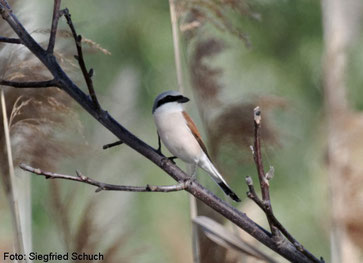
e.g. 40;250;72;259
177;0;257;46
190;38;225;105
48;182;132;263
33;28;112;55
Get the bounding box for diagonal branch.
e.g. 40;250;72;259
0;36;21;44
20;163;188;193
246;177;324;263
62;8;100;110
246;176;298;245
0;79;59;88
47;0;62;53
194;216;277;263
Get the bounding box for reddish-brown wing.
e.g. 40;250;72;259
182;111;211;160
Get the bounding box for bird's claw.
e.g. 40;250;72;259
160;156;178;166
189;174;197;182
156;147;162;155
168;156;177;164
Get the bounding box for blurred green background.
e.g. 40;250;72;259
2;0;353;262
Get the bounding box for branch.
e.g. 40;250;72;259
247;108;324;263
0;36;21;44
103;140;123;150
62;8;100;110
251;106;280;237
252;107;271;203
47;0;62;53
246;177;324;263
0;79;58;88
246;176;297;245
20;163;188;193
0;2;323;262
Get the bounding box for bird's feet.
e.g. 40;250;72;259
167;156;177;164
156;133;163;155
161;156;178;166
156;146;162;155
189;173;197;183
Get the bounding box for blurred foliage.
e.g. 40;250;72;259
4;0;363;262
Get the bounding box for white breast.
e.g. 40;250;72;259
153;104;202;164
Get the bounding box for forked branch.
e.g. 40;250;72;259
247;107;324;263
251;106;280;237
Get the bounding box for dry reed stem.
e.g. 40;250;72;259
1;89;26;258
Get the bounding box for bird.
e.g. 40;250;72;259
152;90;241;202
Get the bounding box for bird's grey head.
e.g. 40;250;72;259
152;90;190;113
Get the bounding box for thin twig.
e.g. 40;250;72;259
245;176;265;210
20;163;188;193
0;79;59;88
0;36;21;44
252;106;280;237
47;0;62;53
252;107;270;202
103;140;123;150
63;8;100;110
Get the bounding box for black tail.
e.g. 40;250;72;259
218;182;241;202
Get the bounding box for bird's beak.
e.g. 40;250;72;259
178;96;190;103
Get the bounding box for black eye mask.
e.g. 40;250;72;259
154;95;189;111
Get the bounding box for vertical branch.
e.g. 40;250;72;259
1;89;26;257
168;0;184;93
47;0;62;53
252;107;279;237
253;107;270;202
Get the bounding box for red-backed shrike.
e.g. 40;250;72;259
152;90;241;202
